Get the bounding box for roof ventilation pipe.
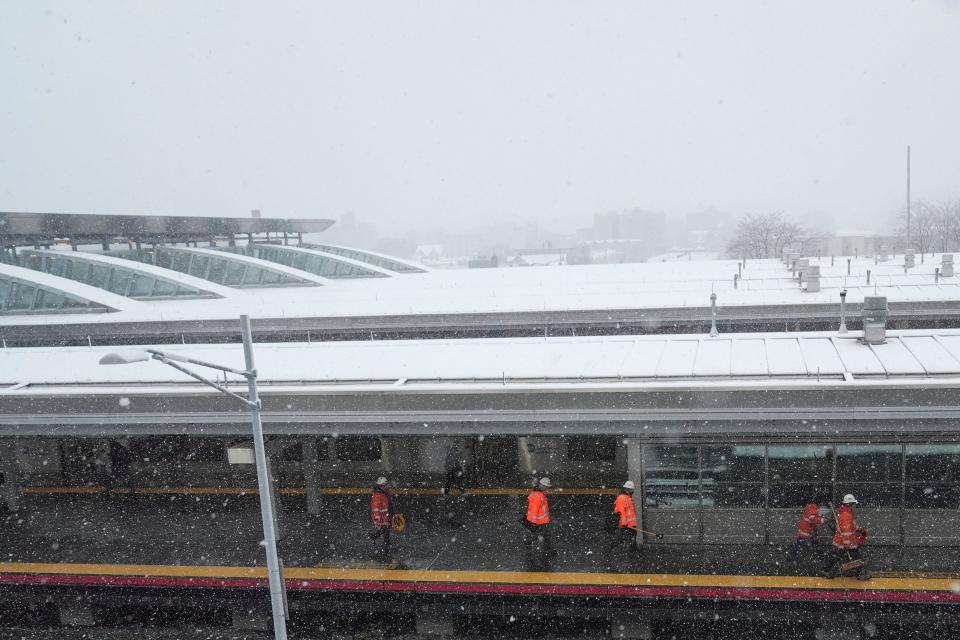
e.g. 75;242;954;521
805;265;821;292
861;296;888;345
905;252;915;269
797;258;810;285
878;245;889;262
942;254;954;277
709;292;719;337
838;289;848;334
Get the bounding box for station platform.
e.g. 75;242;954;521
2;489;959;606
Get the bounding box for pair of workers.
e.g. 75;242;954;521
521;478;641;553
790;494;871;580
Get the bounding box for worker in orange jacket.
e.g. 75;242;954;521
521;477;553;551
369;477;394;559
822;494;870;580
787;499;828;560
608;480;640;553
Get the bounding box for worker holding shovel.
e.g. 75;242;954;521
822;494;871;580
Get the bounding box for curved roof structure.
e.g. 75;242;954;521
16;249;231;299
0;262;138;315
106;246;329;288
227;244;393;278
301;242;428;273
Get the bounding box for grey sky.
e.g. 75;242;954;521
1;1;958;234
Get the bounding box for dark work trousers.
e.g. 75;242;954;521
788;536;815;560
608;526;639;553
370;524;392;557
522;522;553;570
443;465;465;494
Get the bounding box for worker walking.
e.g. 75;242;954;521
369;477;394;559
608;481;640;554
822;494;871;580
520;477;553;562
787;499;828;560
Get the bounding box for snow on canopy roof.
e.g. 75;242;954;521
0;262;142;314
301;241;428;273
1;254;959;327
6;327;960;390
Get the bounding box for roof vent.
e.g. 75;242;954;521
943;254;954;277
805;265;821;293
861;296;888;345
905;252;915;269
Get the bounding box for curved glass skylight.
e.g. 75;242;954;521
300;243;426;273
225;244;389;278
16;250;219;299
105;246;324;288
0;270;116;315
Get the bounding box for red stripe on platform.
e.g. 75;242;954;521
2;572;960;604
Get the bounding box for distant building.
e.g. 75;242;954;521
585;209;667;262
810;232;890;258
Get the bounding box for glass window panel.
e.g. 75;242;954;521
107;269;134;295
335;436;382;462
702;445;764;483
643;445;699;508
7;283;35;309
172;252;192;272
128;275;155;297
905;444;960;482
566;436;617;462
151;279;178;297
769;482;833;509
905;483;960;509
839;482;901;508
224;262;246;286
837;445;902;482
701;483;764;508
88;264;111;288
189;255;210;278
768;445;833;483
207;259;227;283
0;279;10;308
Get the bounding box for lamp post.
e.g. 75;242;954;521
99;315;287;640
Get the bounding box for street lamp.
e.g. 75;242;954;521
99;315;288;640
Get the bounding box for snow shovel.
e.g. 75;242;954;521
636;527;665;541
391;513;406;534
828;503;865;573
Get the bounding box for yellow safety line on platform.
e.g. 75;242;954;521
0;562;955;593
22;486;617;497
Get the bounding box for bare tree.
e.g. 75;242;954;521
899;200;938;254
727;212;809;259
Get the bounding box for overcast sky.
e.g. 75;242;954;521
1;1;958;234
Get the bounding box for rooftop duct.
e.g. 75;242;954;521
862;296;888;345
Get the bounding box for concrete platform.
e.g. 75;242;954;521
0;492;955;578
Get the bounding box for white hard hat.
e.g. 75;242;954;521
623;480;635;490
842;494;858;505
376;477;388;486
538;477;552;488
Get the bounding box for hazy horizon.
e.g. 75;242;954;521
2;1;958;236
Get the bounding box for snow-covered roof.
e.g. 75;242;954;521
6;328;960;392
1;253;958;328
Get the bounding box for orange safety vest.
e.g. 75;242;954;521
832;504;864;549
526;490;550;525
796;503;824;539
371;489;391;527
613;493;638;529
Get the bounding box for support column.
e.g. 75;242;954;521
303;438;322;516
269;451;285;541
0;439;21;512
626;438;643;544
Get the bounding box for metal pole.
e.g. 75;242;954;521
240;315;288;640
906;145;911;250
838;289;848;334
709;293;719;337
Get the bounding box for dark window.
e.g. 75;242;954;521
643;445;699;508
768;445;833;508
701;446;764;508
129;436;225;464
335;436;382;462
566;436;617;462
836;445;902;508
905;444;960;508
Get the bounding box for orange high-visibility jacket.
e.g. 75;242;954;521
526;490;550;525
832;504;865;549
796;503;824;539
614;493;638;529
371;489;392;527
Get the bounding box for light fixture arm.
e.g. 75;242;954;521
151;353;259;410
